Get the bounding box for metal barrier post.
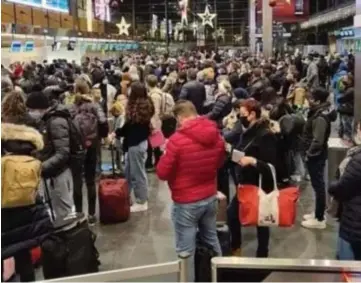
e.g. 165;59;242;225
178;256;188;282
211;260;218;282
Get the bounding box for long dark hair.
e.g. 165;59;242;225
1;90;27;123
126;82;154;124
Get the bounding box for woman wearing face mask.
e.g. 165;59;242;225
227;98;280;257
328;120;361;260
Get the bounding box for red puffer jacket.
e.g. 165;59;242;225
157;116;225;203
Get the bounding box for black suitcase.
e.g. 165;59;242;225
41;213;100;279
194;223;231;282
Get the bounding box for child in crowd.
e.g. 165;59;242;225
109;101;125;171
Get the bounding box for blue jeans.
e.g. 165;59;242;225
291;150;305;177
337;236;361;260
172;195;221;282
124;140;148;204
340;114;353;141
306;155;327;221
227;195;270;257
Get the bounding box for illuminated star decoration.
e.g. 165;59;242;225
116;16;131;36
234;34;243;43
197;5;216;28
212;27;225;42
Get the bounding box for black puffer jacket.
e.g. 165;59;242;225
1;122;52;259
302;102;337;158
235;120;282;193
329;148;361;243
179;80;207;114
206;93;232;128
37;102;71;178
338;87;354;116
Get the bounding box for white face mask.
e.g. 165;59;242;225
28;110;44;121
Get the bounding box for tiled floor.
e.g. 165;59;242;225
32;156;339;281
93;175;338;274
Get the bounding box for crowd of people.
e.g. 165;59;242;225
1;49;360;281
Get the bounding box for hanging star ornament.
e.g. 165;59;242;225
212;27;225;41
234;34;243;43
197;5;216;28
116;16;131;36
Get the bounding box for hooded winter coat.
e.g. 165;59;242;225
156;117;225;203
329;147;361;244
302;102;337;158
35;103;72;178
1;123;52;259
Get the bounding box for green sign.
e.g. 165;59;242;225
355;39;361;52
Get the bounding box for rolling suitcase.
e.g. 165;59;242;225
216;191;227;223
99;146;130;224
31;246;41;267
41;213;100;280
194;223;231;282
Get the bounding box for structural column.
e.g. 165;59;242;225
249;0;256;54
262;0;273;58
355;1;361;124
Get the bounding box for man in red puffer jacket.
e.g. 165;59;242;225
156;100;225;282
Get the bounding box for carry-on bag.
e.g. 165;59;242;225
41;213;100;279
194;236;217;282
216;223;231;256
216;191;227;223
149;130;165;149
194;222;231;282
31;246;41;267
99;146;130;224
237;163;299;227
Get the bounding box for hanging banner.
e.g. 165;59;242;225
151;14;158;38
257;0;309;23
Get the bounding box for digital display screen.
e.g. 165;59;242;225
7;0;69;13
10;41;22;52
93;0;131;23
24;41;34;52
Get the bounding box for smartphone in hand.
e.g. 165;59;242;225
231;149;245;163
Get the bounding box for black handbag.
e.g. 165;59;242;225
41;214;100;279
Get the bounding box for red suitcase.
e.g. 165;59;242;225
99;146;130;224
31;246;42;266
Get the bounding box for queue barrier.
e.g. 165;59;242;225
43;259;187;282
211;257;361;282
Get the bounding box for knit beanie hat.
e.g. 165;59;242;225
311;87;329;103
26;91;50;109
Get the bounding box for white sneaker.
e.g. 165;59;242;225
301;218;327;230
130;202;148;213
303;212;315;220
303;212;327;221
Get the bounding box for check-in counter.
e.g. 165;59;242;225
211;257;361;282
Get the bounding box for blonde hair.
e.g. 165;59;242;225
173;100;197;117
110;101;124;117
218;79;232;96
91;88;102;103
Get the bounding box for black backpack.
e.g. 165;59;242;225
46;114;86;166
41;214;100;279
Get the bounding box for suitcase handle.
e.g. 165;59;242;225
109;144;116;177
